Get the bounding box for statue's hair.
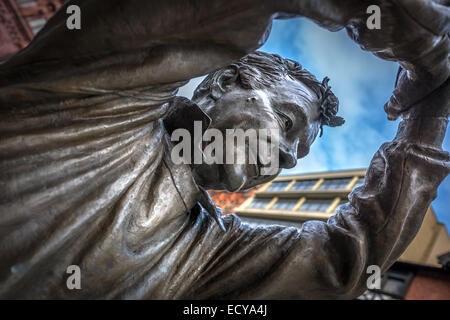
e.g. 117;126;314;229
193;51;344;136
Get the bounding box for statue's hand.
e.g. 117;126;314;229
279;0;449;119
343;0;449;119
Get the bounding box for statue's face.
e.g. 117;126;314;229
191;76;321;192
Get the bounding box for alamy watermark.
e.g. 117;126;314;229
367;5;381;30
366;265;381;290
66;5;81;30
66;265;81;290
170;121;280;176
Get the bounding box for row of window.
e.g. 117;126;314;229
266;177;364;192
249;197;341;212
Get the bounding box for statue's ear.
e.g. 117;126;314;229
210;66;239;100
163;96;212;135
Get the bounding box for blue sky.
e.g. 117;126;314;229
179;18;449;229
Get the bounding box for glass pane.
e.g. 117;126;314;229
334;199;348;212
353;177;365;189
318;178;352;190
28;18;46;28
290;179;317;190
299;199;333;212
271;198;298;210
18;0;37;5
249;198;272;209
27;18;47;34
267;181;290;191
383;278;406;296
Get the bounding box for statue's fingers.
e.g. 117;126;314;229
384;34;449;119
385;72;447;120
385;64;450;120
393;0;450;36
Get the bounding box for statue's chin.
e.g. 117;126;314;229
221;164;259;192
193;163;274;192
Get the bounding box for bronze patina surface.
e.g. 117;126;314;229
0;0;449;299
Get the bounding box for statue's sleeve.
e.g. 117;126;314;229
180;83;449;300
0;0;278;92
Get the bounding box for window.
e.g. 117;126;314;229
267;181;290;191
271;198;298;210
318;178;352;190
298;199;333;212
290;179;317;190
380;270;413;298
27;17;47;34
383;277;405;296
334;199;348;212
353;177;365;189
249;198;272;209
358;269;414;300
18;0;37;6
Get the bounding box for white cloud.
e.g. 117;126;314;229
177;76;206;99
262;18;449;228
281;139;330;175
269;19;399;174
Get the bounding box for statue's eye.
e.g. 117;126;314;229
276;112;293;131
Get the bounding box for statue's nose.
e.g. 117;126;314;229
279;146;297;169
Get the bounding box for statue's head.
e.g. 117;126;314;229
164;52;344;192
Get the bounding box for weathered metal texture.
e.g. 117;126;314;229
0;0;448;299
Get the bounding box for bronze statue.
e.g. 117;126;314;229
0;0;448;299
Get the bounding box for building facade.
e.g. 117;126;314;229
211;169;450;299
0;0;65;60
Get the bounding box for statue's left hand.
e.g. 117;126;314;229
343;0;449;119
279;0;449;119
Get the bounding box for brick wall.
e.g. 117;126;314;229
405;270;450;300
